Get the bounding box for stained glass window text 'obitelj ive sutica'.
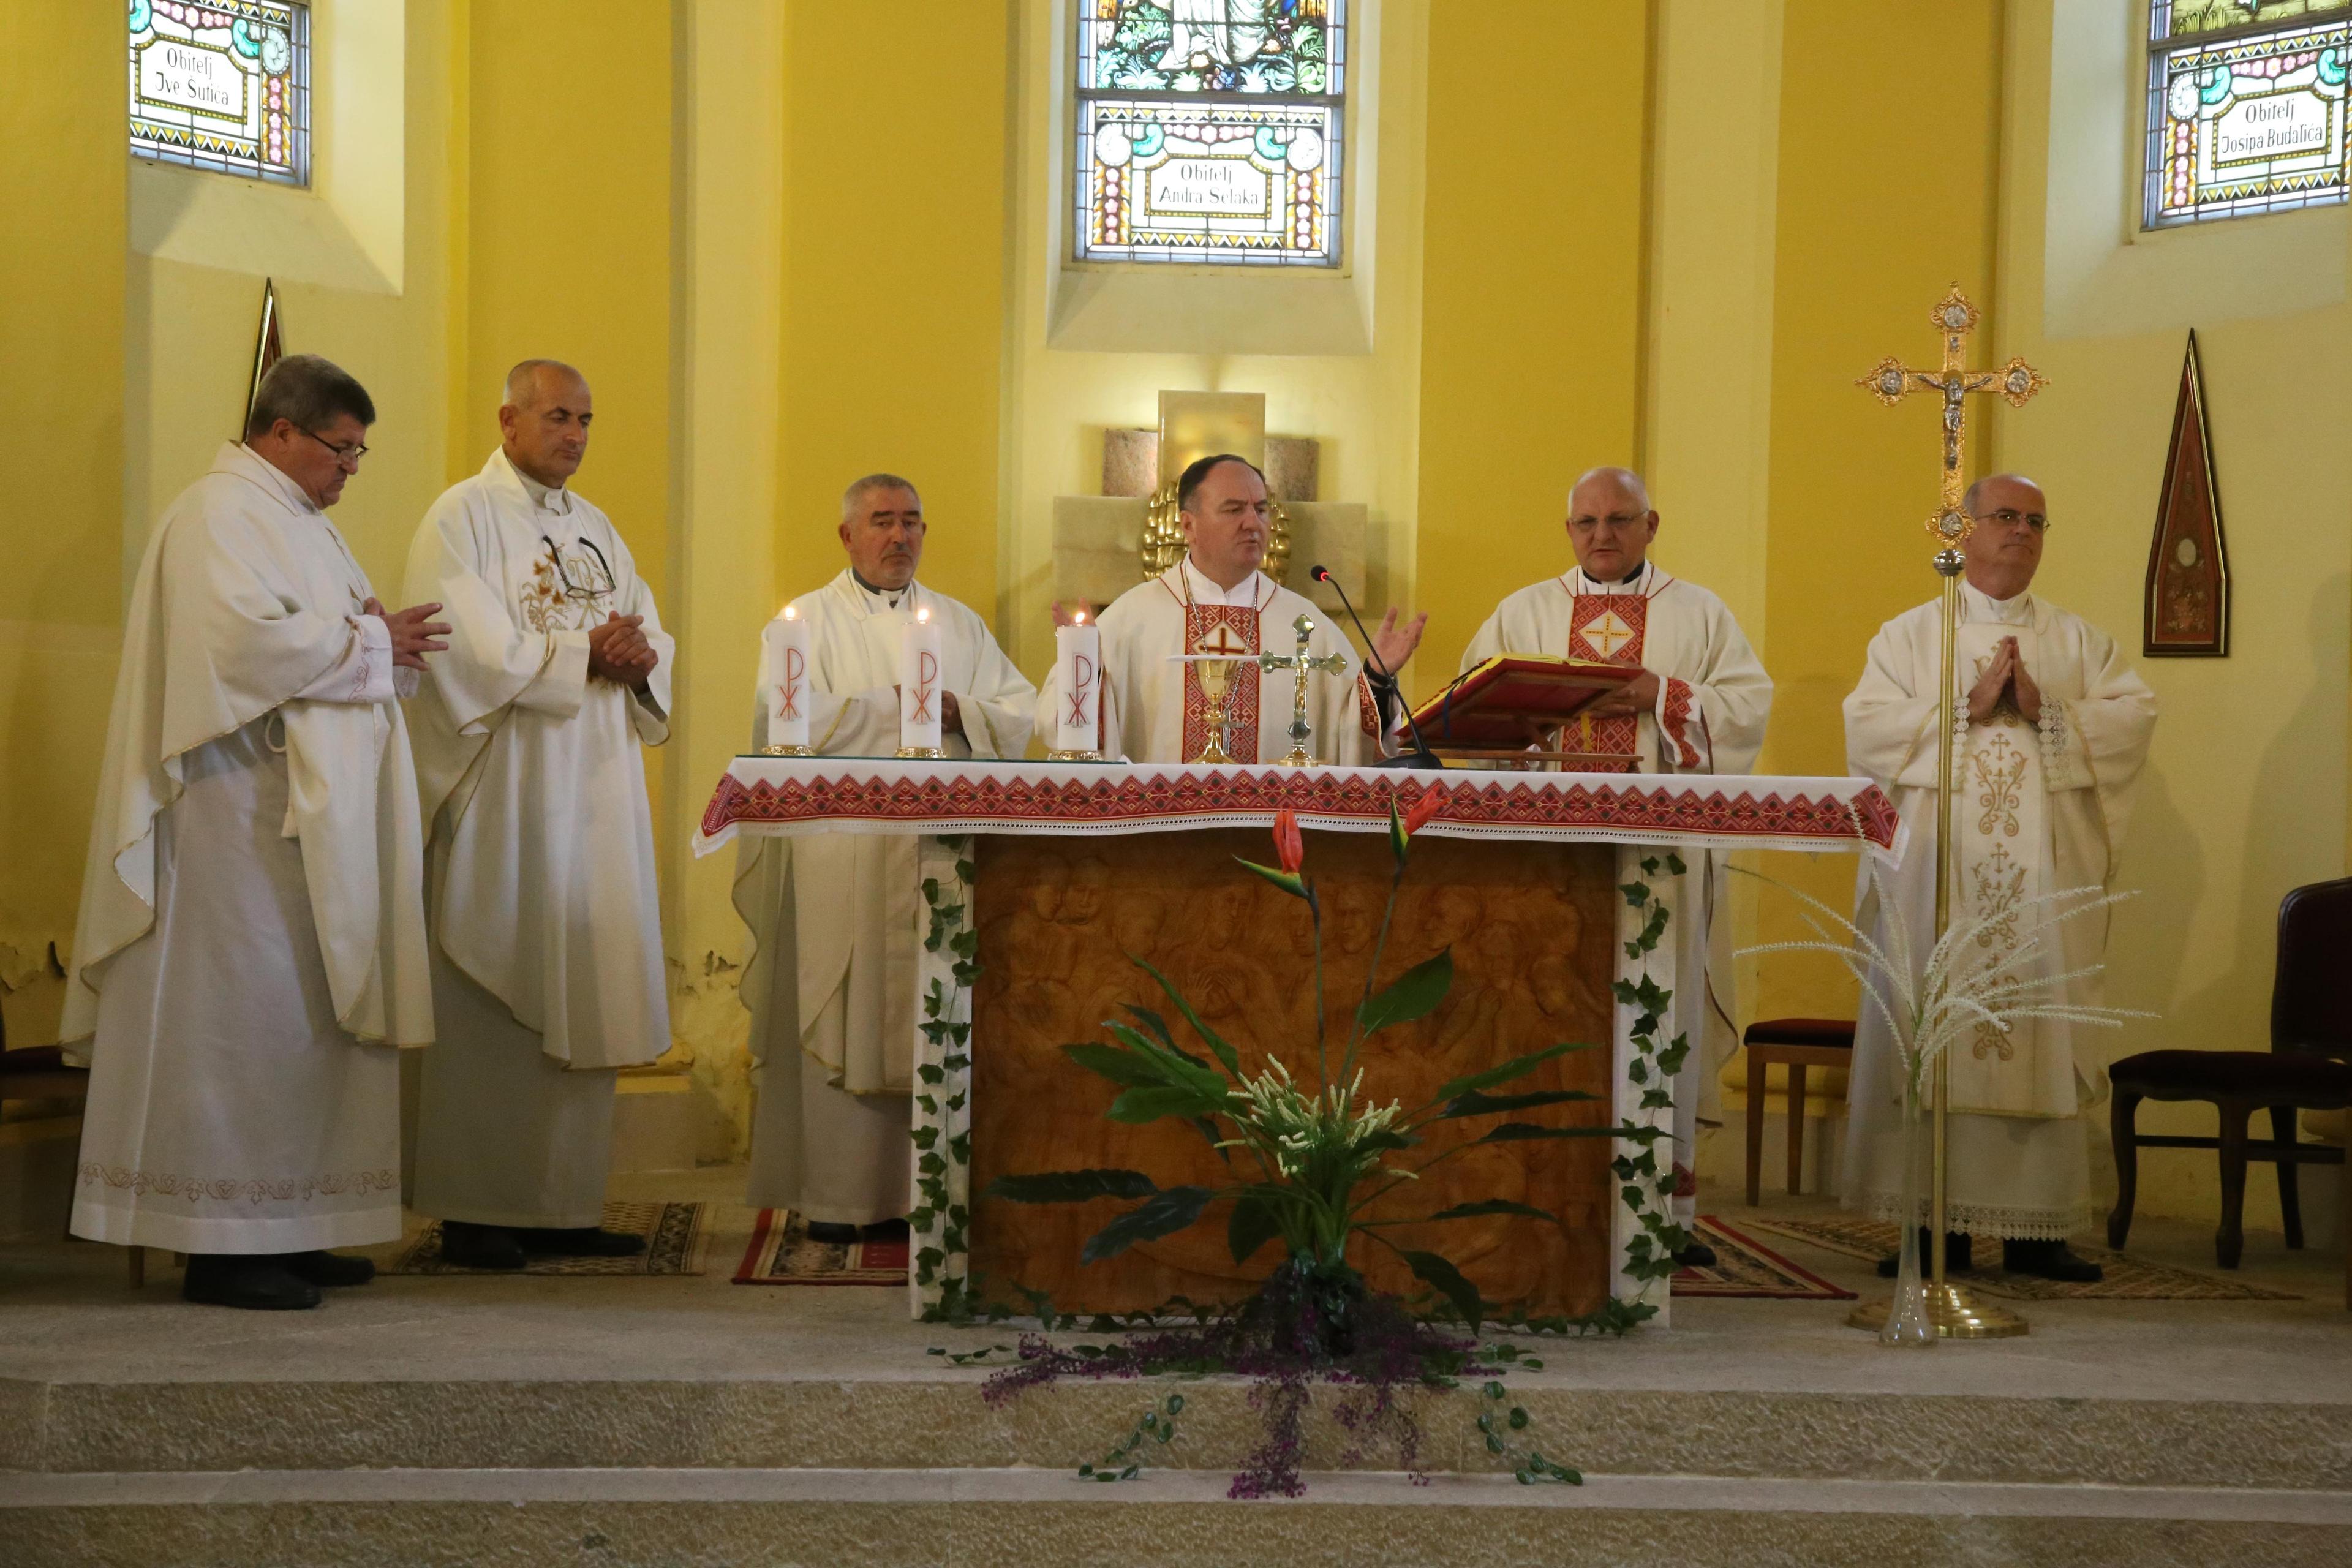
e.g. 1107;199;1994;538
2146;0;2352;227
129;0;310;187
1076;1;1346;267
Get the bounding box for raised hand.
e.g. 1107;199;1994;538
1367;605;1428;677
368;597;450;671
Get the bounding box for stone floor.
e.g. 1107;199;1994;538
3;1168;2347;1566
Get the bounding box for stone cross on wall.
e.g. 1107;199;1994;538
1049;390;1373;617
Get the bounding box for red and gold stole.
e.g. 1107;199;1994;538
1563;575;1653;769
1162;573;1270;764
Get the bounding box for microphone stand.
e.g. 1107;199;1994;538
1310;564;1443;770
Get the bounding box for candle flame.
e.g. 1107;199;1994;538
782;604;797;620
1073;608;1088;625
916;606;931;624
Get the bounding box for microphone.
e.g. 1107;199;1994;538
1310;564;1442;769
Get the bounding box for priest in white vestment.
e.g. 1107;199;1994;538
1842;475;2157;1281
63;355;448;1311
402;360;673;1270
736;474;1035;1242
1458;466;1773;1250
1038;454;1426;765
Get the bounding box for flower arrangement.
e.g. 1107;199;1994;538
978;797;1664;1493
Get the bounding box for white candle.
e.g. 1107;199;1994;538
899;603;944;753
763;605;812;750
1054;611;1102;755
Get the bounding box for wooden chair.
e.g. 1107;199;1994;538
2108;878;2352;1269
1741;1018;1855;1207
0;1018;153;1287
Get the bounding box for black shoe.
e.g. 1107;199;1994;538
2002;1239;2103;1283
1672;1241;1718;1269
804;1221;859;1245
514;1225;646;1258
1877;1229;1972;1278
437;1220;527;1270
283;1250;375;1288
861;1218;910;1242
182;1254;322;1311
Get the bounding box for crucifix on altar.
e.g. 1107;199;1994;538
1849;284;2048;1341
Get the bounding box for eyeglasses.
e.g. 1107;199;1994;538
1973;508;2050;534
299;427;369;466
1569;511;1650;533
543;535;616;601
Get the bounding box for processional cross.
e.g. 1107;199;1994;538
1850;284;2047;1340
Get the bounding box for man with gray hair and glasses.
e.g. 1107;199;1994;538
401;358;673;1272
1843;473;2158;1283
1458;465;1773;1262
62;354;448;1310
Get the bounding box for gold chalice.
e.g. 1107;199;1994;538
1194;657;1238;766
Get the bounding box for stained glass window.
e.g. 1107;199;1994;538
129;0;310;187
1074;1;1346;267
2145;0;2352;227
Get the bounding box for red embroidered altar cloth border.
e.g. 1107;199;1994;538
693;758;1905;863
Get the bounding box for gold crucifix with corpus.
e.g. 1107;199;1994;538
1847;284;2048;1344
1858;285;2048;552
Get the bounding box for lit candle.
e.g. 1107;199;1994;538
1054;609;1101;756
763;605;812;751
899;603;944;753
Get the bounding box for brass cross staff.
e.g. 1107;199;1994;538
1858;285;2048;552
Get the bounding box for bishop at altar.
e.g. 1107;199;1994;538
1458;466;1773;1227
736;475;1036;1240
1843;475;2158;1281
1036;453;1423;764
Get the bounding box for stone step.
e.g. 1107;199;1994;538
5;1468;2350;1567
6;1376;2348;1493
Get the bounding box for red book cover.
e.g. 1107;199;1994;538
1410;655;1639;748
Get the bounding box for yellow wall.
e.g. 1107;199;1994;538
774;5;1011;619
1751;0;2008;1020
1414;1;1653;686
0;2;126;1047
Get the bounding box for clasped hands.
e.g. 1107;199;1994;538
364;598;450;672
1966;635;2043;723
587;612;659;690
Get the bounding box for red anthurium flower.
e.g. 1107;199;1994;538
1401;791;1444;839
1272;809;1305;874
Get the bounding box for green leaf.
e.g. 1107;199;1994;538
1400;1249;1483;1330
1081;1186;1216;1262
1131;956;1247;1079
1108;1084;1227;1124
1436;1088;1601;1120
1472;1121;1630;1146
1409;1199;1561;1226
1357;948;1453;1036
1122;1005;1177;1050
1227;1193;1283;1264
986;1169;1159;1204
1434;1042;1597;1102
1235;858;1311;903
1387;797;1410;867
1061;1042;1165;1088
1104;1021;1232;1091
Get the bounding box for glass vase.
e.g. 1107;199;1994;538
1880;1079;1937;1348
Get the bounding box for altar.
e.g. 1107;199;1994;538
696;760;1901;1324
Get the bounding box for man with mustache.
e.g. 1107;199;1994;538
1843;473;2158;1282
736;475;1035;1243
1039;453;1425;763
401;360;674;1270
